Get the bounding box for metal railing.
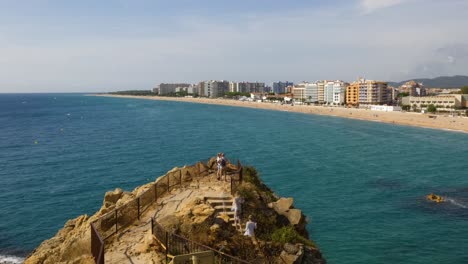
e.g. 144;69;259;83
151;219;250;264
90;158;242;264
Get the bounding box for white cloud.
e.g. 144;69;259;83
358;0;406;14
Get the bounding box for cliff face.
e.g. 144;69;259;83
25;159;326;264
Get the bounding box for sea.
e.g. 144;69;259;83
0;93;467;264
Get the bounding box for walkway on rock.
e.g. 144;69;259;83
103;172;234;264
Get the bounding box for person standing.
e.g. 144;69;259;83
244;215;257;237
221;153;227;181
231;192;244;231
216;153;222;180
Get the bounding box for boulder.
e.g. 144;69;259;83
269;197;294;214
284;209;303;226
191;204;215;224
104;188;124;205
284;243;299;255
207;157;217;169
210;224;221;233
279;244;305;264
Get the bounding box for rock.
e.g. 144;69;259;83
302;246;326;264
24;215;93;264
284;243;299;255
279;244;307;264
191;204;215;224
207;157;217;169
280;250;301;264
210;224;220;232
104;188;124;205
134;229;158;254
159;215;181;232
271;197;294;214
284;209;303;226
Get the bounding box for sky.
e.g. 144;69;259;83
0;0;468;92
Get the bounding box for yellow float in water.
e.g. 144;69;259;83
426;193;444;203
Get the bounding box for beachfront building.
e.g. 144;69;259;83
399;80;426;96
229;82;266;93
292;83;306;102
317;81;325;103
272;81;294;94
305;83;318;102
323;80;349;105
346;83;359;105
346;78;388;106
402;95;468;110
157;83;191;95
199;80;229;98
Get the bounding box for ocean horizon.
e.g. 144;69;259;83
1;93;467;263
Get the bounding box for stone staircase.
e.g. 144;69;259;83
204;195;245;232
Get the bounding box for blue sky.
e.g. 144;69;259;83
1;0;467;92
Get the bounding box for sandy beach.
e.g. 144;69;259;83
93;94;468;133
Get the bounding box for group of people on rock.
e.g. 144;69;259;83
215;152;257;237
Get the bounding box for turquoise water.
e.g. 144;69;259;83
1;94;467;263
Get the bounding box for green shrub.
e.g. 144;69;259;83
271;226;298;244
271;226;316;247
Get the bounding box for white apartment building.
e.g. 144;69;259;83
323;81;347;104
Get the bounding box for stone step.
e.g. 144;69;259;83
204;196;232;201
206;199;233;206
213;205;232;211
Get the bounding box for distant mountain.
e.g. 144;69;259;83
388;75;468;88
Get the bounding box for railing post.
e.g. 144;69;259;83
137;197;140;220
179;169;182;187
154;183;157;201
167;174;170;193
115;209;118;234
165;232;169;260
230;177;233;195
151;217;154;235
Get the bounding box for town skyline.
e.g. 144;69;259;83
1;0;468;93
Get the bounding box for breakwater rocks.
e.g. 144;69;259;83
24;159;326;264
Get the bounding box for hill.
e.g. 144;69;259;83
388;75;468;88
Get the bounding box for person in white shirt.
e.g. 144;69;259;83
231;193;244;230
244;215;257;237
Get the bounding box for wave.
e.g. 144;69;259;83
0;255;24;264
445;197;468;209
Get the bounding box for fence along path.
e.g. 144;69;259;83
90;159;243;264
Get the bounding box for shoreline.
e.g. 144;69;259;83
91;94;468;133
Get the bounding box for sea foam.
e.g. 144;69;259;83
0;255;24;264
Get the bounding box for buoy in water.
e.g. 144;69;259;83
34;140;38;144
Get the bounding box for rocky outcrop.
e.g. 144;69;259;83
279;243;325;264
24;215;95;264
269;197;307;230
25;160;325;264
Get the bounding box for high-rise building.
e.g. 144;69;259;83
272;81;294;94
202;80;229;98
317;81;325;103
346;78;388;105
157;83;191;95
323;81;347;104
228;82;266;93
346;83;359;105
292;83;306;101
304;83;318;102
